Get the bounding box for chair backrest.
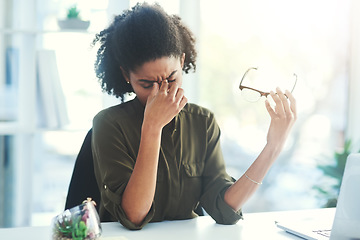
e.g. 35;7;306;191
64;129;101;211
65;128;204;216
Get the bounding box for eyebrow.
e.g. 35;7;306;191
166;70;177;80
138;70;178;83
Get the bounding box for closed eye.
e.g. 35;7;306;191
142;82;154;89
138;79;156;89
141;79;176;88
138;70;177;88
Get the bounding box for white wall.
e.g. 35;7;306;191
347;0;360;151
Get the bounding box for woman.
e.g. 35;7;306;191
91;2;296;230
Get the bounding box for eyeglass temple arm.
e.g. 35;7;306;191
239;67;258;89
291;73;298;93
241;85;270;97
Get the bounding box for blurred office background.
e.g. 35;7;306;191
1;0;360;227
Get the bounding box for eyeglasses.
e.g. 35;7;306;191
239;67;297;102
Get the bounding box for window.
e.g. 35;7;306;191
31;0;111;225
198;0;350;211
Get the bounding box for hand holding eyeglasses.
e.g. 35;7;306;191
239;67;297;150
265;87;297;149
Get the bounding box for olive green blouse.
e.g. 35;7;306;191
92;97;243;230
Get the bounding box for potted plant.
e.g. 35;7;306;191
58;5;90;30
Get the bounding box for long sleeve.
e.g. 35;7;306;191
92;100;155;229
199;112;243;224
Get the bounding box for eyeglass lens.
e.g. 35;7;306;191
241;88;262;102
240;68;297;102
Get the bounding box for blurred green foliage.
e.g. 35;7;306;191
67;5;80;19
314;140;360;207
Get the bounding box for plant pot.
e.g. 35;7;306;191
52;200;102;239
58;19;90;30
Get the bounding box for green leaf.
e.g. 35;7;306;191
67;5;80;19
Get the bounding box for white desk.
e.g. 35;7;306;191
1;208;335;240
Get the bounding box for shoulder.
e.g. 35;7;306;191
179;103;218;130
93;98;143;125
181;103;215;119
180;103;221;142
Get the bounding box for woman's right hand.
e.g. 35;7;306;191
143;80;187;129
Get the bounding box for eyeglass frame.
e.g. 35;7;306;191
239;67;297;99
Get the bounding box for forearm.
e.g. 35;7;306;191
121;123;162;225
224;143;282;211
225;88;296;212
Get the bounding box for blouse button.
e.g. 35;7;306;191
104;184;107;190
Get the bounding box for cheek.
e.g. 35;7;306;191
132;86;152;105
136;95;148;106
138;96;148;106
175;74;183;86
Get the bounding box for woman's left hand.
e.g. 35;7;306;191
265;87;297;150
224;87;296;212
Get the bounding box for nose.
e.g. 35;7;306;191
156;77;168;87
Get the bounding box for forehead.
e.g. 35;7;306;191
131;56;180;78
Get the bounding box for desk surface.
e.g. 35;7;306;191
1;208;335;240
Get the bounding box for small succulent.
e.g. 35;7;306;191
53;214;87;239
67;5;80;19
72;216;88;240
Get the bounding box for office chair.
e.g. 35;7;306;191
65;128;101;211
64;128;204;216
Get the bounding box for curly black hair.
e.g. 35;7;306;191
92;2;197;102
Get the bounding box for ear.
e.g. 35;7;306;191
120;66;130;83
180;53;185;68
